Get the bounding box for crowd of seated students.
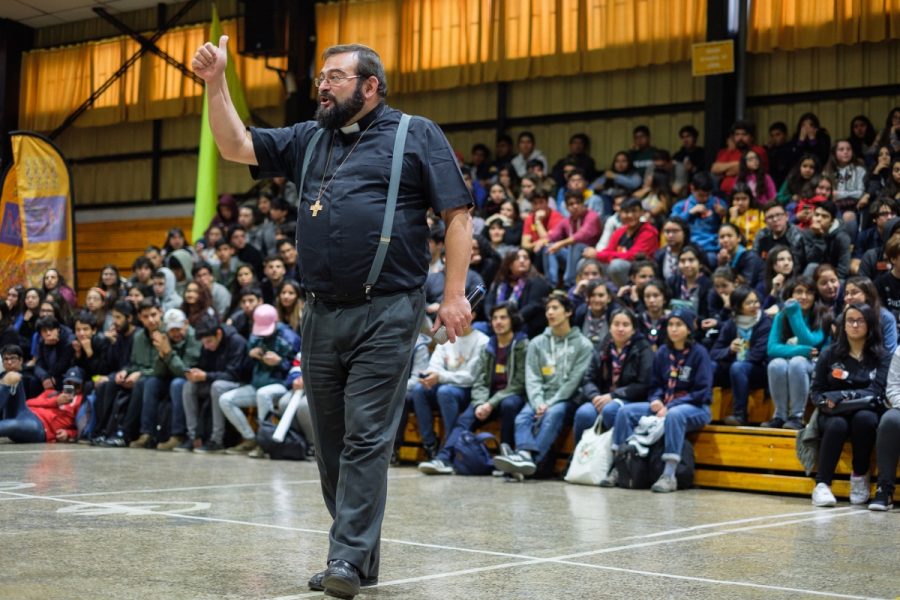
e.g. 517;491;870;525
2;109;900;509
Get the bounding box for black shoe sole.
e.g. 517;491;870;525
309;573;377;592
323;575;360;600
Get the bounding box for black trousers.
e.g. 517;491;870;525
876;408;900;492
301;289;424;578
816;408;880;485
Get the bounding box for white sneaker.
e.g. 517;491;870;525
849;473;870;505
812;482;837;507
418;458;453;475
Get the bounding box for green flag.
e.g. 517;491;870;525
193;4;250;243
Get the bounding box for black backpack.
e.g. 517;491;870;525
613;445;652;489
256;418;308;460
614;438;696;490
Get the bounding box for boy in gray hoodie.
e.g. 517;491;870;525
494;292;592;478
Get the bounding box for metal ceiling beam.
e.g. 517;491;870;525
92;6;204;87
48;0;200;140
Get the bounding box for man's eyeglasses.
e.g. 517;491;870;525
765;213;786;221
314;73;361;88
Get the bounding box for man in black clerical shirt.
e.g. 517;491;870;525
193;39;472;599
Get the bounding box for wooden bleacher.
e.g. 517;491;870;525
74;217;193;302
398;387;899;498
72;216;897;498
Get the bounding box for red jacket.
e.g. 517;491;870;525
522;209;564;244
26;390;83;443
596;222;660;263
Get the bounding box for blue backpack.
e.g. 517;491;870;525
452;431;497;476
75;392;96;440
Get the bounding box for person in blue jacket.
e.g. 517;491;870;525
763;276;831;430
605;307;713;493
670;172;728;266
710;286;773;425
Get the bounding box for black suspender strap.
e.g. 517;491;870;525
364;113;412;298
299;128;326;202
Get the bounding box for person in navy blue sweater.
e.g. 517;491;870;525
710;286;773;425
606;307;713;493
757;244;796;316
715;222;764;288
666;245;713;320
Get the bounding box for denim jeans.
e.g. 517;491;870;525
514;401;574;464
540;246;566;287
169;378;187;437
0;384;45;443
728;361;767;415
256;383;289;421
611;401;711;462
767;356;814;420
409;383;471;448
572;399;623;444
138;376;169;437
183;379;240;444
218;384;259;440
436;394;524;462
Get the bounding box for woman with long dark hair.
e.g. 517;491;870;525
764;276;831;430
573;307;654;441
710;285;772;425
758;244;795;315
875;106;900;154
41;268;76;308
96;264;125;303
776;153;820;208
181;281;216;326
275;279;304;333
484;248;552;338
809;303;889;507
790;112;831;167
848;114;878;167
842;275;897;353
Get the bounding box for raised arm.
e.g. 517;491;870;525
192;35;257;165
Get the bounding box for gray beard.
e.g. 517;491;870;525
315;81;366;130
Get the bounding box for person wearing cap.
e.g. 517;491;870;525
217;304;298;455
604;307;713;492
177;314;250;453
0;366;83;443
801;200;852;280
128;308;201;450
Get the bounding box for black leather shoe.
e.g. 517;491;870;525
322;559;361;599
309;561;377;593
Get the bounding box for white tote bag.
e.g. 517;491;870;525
564;416;613;486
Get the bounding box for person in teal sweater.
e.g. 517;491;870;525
493;292;592;478
764;276;831;429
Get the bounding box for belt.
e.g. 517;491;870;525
307;287;419;306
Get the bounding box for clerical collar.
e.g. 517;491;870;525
339;103;386;135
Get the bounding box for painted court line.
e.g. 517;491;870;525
2;488;881;600
267;510;876;600
0;473;423;502
0;447;104;455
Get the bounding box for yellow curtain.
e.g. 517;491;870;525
315;0;706;94
19;19;285;132
749;0;900;53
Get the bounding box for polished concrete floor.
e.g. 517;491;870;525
1;442;897;600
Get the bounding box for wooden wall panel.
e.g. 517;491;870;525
748;40;900;96
390;84;497;124
748;95;900;143
55;120;152;159
508;61;703;118
70;159;151;205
